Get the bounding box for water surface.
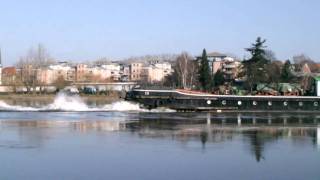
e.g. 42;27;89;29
0;111;319;180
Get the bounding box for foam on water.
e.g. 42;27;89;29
43;93;93;111
0;101;38;111
0;92;174;112
103;101;144;111
102;101;175;112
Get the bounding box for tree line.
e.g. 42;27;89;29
5;39;318;95
165;37;317;95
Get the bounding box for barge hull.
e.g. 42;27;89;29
127;89;320;112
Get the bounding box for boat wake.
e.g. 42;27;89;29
0;101;39;111
0;93;174;112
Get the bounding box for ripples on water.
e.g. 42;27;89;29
0;95;319;180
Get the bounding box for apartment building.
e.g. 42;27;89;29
198;52;241;81
130;63;144;81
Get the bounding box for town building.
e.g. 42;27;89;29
75;62;122;83
197;51;241;81
120;64;130;81
36;68;55;84
222;57;241;80
75;64;88;82
49;62;75;82
206;52;228;74
141;62;172;83
1;57;172;86
129;61;173;83
101;63;121;81
130;63;144;81
17;65;38;85
2;67;16;85
36;62;75;84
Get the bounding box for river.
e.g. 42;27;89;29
0;94;319;180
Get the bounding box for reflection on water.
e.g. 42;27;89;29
0;112;320;179
1;112;319;159
126;114;320;162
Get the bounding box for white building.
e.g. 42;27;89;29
37;62;75;84
141;62;172;83
49;62;75;82
36;68;55;84
86;66;109;81
101;63;121;80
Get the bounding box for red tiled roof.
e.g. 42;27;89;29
2;67;16;76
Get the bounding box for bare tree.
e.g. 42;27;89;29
53;75;70;91
15;44;56;93
293;54;314;65
123;54;178;64
264;50;277;61
174;52;198;89
176;52;189;88
16;44;55;68
93;57;113;66
188;59;198;89
293;54;319;73
18;65;37;93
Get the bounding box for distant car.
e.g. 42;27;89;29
15;87;28;94
83;86;97;94
63;86;79;94
34;87;41;93
42;86;57;94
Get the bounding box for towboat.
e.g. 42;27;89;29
126;88;320;112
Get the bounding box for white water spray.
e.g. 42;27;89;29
0;92;174;112
103;101;144;111
43;93;92;111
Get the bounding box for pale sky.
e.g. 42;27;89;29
1;0;319;65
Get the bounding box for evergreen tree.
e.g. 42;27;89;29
245;37;268;64
198;49;213;91
243;37;270;92
214;70;225;86
281;60;293;82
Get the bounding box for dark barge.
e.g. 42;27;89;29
126;89;320;112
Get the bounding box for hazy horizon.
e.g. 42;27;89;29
1;0;319;66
